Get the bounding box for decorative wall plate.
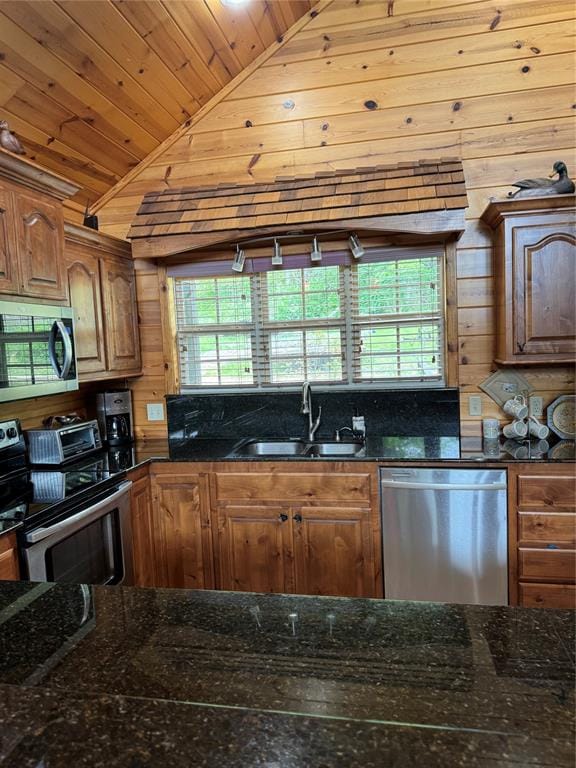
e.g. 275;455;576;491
479;369;533;407
546;395;576;439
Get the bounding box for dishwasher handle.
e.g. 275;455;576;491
380;480;507;491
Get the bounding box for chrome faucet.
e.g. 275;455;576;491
301;381;321;441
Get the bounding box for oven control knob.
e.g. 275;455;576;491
6;427;17;439
0;429;5;440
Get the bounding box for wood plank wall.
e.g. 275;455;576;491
0;386;94;431
95;0;576;439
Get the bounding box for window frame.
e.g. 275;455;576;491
170;243;452;394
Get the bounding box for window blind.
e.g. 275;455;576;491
171;245;445;391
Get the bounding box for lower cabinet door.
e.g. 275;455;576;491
216;505;294;593
151;474;214;589
130;476;155;587
292;506;376;598
0;532;20;580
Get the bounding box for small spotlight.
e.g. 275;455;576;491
232;245;245;272
272;238;283;265
348;233;365;259
310;236;322;262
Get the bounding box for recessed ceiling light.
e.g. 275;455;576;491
221;0;248;6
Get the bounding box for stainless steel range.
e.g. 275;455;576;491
0;420;133;585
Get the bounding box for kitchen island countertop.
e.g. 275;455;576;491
0;581;573;766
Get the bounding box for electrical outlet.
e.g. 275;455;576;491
529;396;544;418
146;403;165;421
468;395;482;417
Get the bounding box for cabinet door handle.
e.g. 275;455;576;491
293;513;303;523
279;513;288;522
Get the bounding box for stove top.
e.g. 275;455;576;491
0;457;121;530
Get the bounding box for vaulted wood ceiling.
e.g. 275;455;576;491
0;0;313;210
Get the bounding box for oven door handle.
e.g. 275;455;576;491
48;320;73;380
25;481;132;544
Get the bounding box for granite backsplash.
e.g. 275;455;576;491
166;388;460;441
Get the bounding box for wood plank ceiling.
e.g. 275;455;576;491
0;0;313;210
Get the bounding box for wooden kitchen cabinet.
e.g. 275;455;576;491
292;506;375;597
100;256;141;373
150;469;214;590
0;150;78;302
130;470;156;588
0;531;20;580
64;223;141;380
509;463;576;609
216;504;294;593
0;183;19;294
481;196;575;365
14;191;67;301
211;462;381;598
65;246;106;374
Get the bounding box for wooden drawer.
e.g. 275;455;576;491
519;582;576;609
214;471;371;503
518;513;576;544
517;473;575;510
518;548;576;582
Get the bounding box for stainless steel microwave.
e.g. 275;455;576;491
0;300;78;403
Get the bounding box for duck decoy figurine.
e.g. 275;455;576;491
507;161;574;198
0;120;25;155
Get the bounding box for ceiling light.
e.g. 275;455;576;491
272;238;282;266
310;236;322;263
348;233;365;259
232;245;245;272
221;0;247;5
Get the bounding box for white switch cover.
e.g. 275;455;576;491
529;396;543;418
468;395;482;416
146;403;165;421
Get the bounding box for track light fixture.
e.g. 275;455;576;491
348;233;365;259
310;236;322;263
272;238;283;265
232;245;246;272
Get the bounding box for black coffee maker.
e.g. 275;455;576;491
96;390;133;445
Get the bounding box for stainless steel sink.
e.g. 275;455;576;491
307;441;365;456
231;439;308;457
228;438;364;458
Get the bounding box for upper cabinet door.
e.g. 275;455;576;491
0;183;19;295
513;223;576;359
14;191;67;301
65;248;106;374
482;197;575;366
100;257;141;373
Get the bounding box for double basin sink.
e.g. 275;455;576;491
227;438;365;458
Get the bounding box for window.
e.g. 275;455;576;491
171;245;445;391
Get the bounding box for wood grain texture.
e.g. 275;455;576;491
0;0;313;208
509;463;576;607
92;0;575;438
0;532;19;581
129;160;467;247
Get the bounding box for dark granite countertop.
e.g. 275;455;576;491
0;581;574;766
128;435;575;470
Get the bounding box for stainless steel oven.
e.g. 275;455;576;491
0;300;78;403
21;480;133;585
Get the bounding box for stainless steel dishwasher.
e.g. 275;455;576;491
380;468;508;605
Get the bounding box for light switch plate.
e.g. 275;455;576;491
146;403;165;421
468;395;482;417
529;396;543;418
